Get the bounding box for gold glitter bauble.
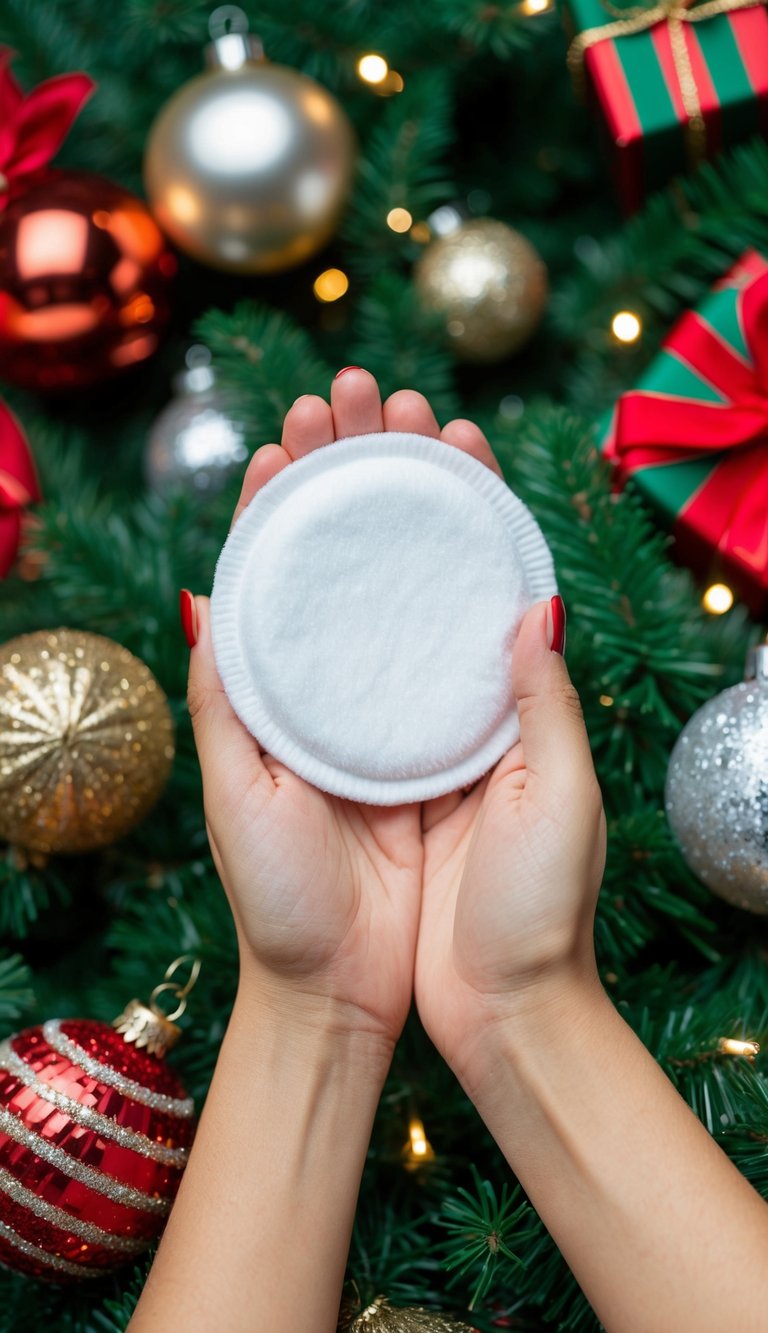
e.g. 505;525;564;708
339;1294;474;1332
415;218;548;363
143;17;355;274
0;629;175;854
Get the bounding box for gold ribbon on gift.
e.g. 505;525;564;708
567;0;766;165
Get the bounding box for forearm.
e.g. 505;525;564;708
462;978;768;1333
128;977;392;1333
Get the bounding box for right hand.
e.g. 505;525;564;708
415;597;608;1085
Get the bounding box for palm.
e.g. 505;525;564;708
205;750;423;1042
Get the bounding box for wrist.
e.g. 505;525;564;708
450;967;612;1105
231;965;397;1082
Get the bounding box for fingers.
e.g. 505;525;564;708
383;389;440;438
330;367;383;436
186;596;273;804
441;418;503;478
281;394;334;460
230;444;289;529
510;598;599;803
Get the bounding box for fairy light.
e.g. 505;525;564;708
519;0;552;12
409;221;431;244
313;267;349;303
387;207;413;233
599;694;614;707
611;310;643;343
403;1117;435;1170
702;582;734;615
357;54;389;84
717;1037;760;1061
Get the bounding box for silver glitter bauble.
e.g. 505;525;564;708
143;7;355;273
665;642;768;913
145;346;248;495
414;217;548;363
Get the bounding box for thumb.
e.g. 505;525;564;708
510;597;596;798
183;592;271;800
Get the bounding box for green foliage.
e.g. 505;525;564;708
437;1165;532;1309
0;953;34;1021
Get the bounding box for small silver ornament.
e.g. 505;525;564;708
665;641;768;913
144;346;248;495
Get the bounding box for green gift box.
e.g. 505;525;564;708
563;0;768;212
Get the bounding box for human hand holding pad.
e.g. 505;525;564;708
210;431;556;805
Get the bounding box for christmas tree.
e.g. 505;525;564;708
1;1;768;1329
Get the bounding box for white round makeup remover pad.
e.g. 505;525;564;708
210;432;557;804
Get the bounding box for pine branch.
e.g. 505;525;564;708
437;1166;532;1310
195;302;332;448
553;138;768;413
0;953;34;1023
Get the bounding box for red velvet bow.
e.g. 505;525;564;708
607;254;768;580
0;47;94;207
0;403;41;578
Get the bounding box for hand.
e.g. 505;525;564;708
185;369;502;1052
414;590;608;1085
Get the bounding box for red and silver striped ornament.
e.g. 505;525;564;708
0;1014;195;1281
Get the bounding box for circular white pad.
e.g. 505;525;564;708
210;432;556;804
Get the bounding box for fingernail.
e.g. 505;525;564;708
334;366;362;380
547;594;566;655
179;589;198;648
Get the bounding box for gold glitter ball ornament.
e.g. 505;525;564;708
339;1294;474;1332
143;9;355;274
0;629;174;854
414;218;548;363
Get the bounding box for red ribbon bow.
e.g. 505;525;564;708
0;403;41;577
606;253;768;582
0;47;94;207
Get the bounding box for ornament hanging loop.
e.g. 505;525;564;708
113;956;202;1057
206;5;263;69
149;955;202;1023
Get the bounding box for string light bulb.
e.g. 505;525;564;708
313;267;349;302
357;54;389;85
611;310;643;343
402;1117;435;1170
717;1037;760;1061
599;694;614;707
519;0;552;12
702;582;734;614
386;207;413;233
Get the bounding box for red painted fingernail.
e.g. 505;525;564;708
179;589;198;648
334;366;362;379
548;595;566;655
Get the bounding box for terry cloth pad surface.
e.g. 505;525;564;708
210;432;557;805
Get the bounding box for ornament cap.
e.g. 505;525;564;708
112;955;201;1057
113;998;182;1057
174;344;216;394
205;5;263;70
744;640;768;683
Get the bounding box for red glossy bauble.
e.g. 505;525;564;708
0;1018;194;1281
0;170;177;391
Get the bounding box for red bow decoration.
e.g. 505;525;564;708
0;47;94;207
605;252;768;583
0;403;41;577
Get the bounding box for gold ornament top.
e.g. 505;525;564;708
0;628;175;854
339;1295;474;1332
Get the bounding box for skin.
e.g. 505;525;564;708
128;371;768;1333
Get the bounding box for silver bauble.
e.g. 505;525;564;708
665;642;768;913
145;346;248;495
414;217;548;363
143;8;355;273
